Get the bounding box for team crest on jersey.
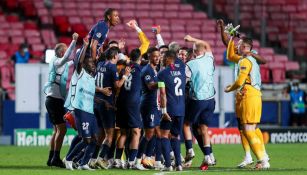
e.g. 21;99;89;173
145;75;151;80
96;32;102;38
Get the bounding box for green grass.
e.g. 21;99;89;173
0;144;307;175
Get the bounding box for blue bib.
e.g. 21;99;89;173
44;57;69;98
71;69;95;114
187;53;215;100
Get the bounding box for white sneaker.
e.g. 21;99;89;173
65;160;74;170
183;159;192;168
185;149;195;162
121;160;127;169
255;160;270;170
264;152;270;162
114;159;122;169
181;154;185;164
134;163;148;170
107;159;114;169
88;159;97;169
78;164;95;171
237;158;254;168
95;157;108;169
175;165;183;171
210;153;216;166
203;155;214;166
161;166;173;171
154;161;164;170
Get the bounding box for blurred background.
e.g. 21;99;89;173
0;0;306;145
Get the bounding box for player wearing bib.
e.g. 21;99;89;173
64;38;98;171
217;19;269;168
44;33;78;168
225;37;270;170
158;51;186;171
184;35;216;170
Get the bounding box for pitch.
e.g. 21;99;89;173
1;143;306;175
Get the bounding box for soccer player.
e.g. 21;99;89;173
225;36;270;169
184;35;216;170
158;50;186;171
94;47;130;169
64;37;98;170
89;8;120;60
116;48;144;170
136;47;162;169
44;33;78;168
217;19;269;168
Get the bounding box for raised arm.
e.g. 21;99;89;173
77;37;89;74
184;35;211;52
127;20;150;55
154;25;165;47
226;37;241;63
217;19;230;47
54;33;78;67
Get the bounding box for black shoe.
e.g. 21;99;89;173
47;159;52;166
50;158;65;168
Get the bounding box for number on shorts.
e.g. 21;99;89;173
174;77;183;96
82;122;89;130
124;74;132;90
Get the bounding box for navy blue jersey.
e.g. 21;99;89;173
88;20;109;50
95;61;118;103
158;64;186;117
141;64;158;107
118;63;142;104
175;57;185;72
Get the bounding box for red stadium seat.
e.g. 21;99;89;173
268;62;286;83
285;61;300;71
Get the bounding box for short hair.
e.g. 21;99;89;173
163;50;176;61
241;37;253;50
108;40;119;47
168;42;180;53
194;42;206;52
105;46;120;60
129;48;141;62
147;47;159;57
54;43;66;57
104;8;116;22
159;45;168;51
179;47;189;52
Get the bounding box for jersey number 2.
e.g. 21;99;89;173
174;77;183;96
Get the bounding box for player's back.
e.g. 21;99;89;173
95;61;118;102
158;64;186;117
118;63;142;105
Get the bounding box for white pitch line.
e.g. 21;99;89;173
153;171;190;175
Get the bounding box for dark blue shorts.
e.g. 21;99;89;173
141;105;161;128
160;116;184;137
74;108;98;138
185;98;215;125
116;103;142;129
94;103;116;129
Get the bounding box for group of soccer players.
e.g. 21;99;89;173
44;8;270;172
